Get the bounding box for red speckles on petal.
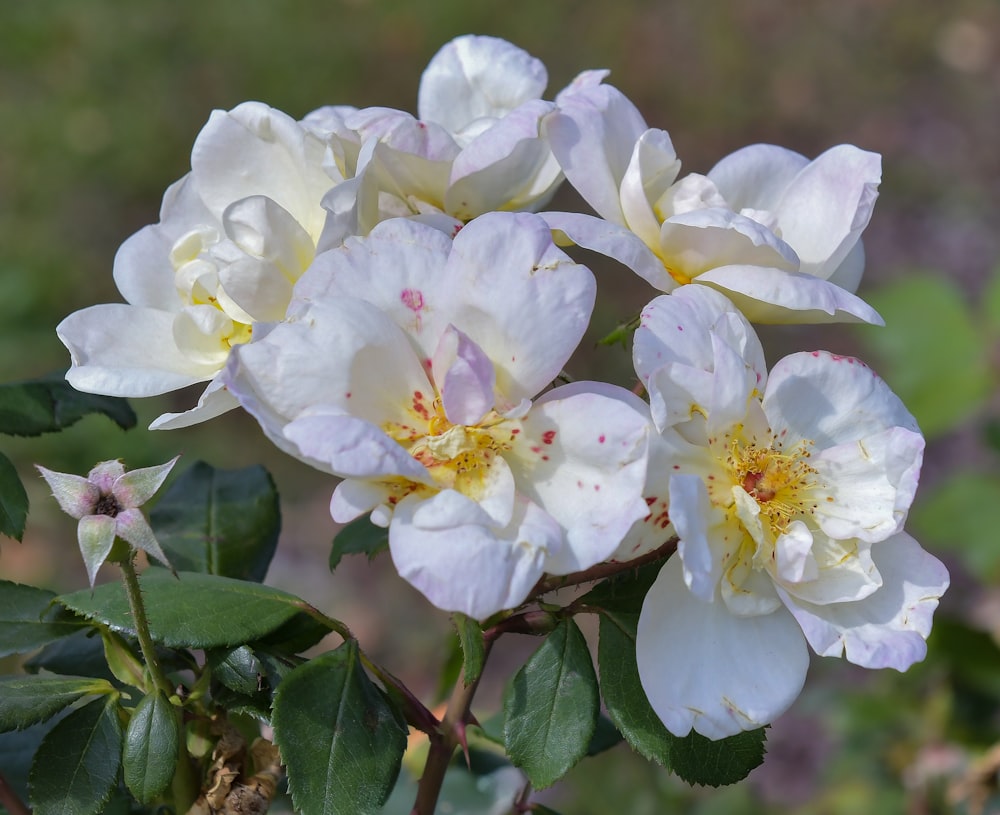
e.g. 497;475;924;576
412;391;431;420
810;350;820;357
594;484;601;491
542;430;556;445
677;325;684;331
345;392;351;399
598;434;606;444
401;289;425;312
531;445;542;454
541;455;549;461
511;428;520;435
452;223;463;237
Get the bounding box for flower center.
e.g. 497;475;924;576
728;437;817;532
94;494;121;518
385;394;513;495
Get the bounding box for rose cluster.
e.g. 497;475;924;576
56;35;948;740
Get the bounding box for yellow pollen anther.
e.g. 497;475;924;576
729;437;816;531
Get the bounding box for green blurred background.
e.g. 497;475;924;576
2;0;999;812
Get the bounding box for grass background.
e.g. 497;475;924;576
2;1;999;811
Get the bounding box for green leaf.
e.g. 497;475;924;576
586;714;623;757
272;640;407;815
597;611;675;766
578;561;663;614
0;714;65;806
453;613;486;686
207;645;265;696
329;515;389;571
503;619;599;789
855;275;991;437
123;690;179;803
24;629;118;685
28;696;123;815
57;570;333;649
911;473;1000;579
0;675;114;733
0;450;28;541
0;374;135;437
982;263;1000;339
149;460;280;583
0;580;85;657
668;728;767;787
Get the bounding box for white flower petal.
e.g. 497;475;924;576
619;129;682;248
659;208;798;277
506;384;650;574
149;378;239;430
221;195;315;281
297;218;457;363
284;413;434;484
763;351;920;449
58;305;218;396
779;531;948;669
191;101;330;239
694;265;884;325
813;427;924;543
540;211;677;292
389;492;560;619
669;473;726;601
637;556;809;738
546;79;648;223
418;35;548;137
444;212;596;405
776;532;881;605
445;99;562;218
707;143;809;214
224;295;430;435
770;145;881;279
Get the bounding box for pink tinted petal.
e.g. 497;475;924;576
297;219;456;361
637;556;809;738
771;145;881;279
224;296;430;436
36;467;98;520
58;305;219;396
546;80;648;223
432;326;496;426
445;212;596;404
78;515;118;586
418;35;548;135
506;384;650;574
707;143;809;213
389;492;560;619
539;211;676;292
446;99;562;218
694;266;883;325
284;414;434;484
779;532;948;669
86;460;126;494
114;509;172;570
112;456;180;509
347;107;459;162
763;351;919;449
634;287;765;388
814;427;924;543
